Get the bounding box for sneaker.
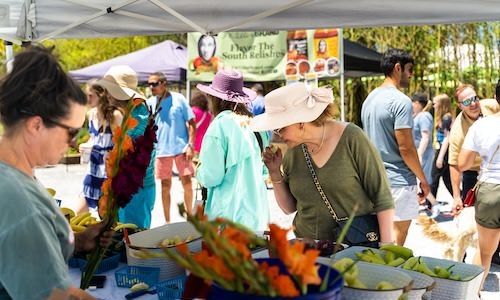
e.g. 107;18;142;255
419;199;433;212
430;203;441;219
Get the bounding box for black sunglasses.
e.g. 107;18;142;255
19;109;80;143
44;118;81;143
148;81;162;87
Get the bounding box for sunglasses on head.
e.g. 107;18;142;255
460;95;479;107
19;109;80;143
148;81;162;87
273;127;284;136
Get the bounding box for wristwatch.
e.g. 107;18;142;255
187;143;194;149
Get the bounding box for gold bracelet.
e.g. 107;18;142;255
271;177;284;184
378;241;396;247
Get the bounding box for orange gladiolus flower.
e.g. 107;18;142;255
121;135;134;153
126;116;139;130
273;275;300;297
193;250;235;281
285;241;321;286
133;98;144;107
112;127;123;145
269;224;321;286
269;224;290;260
259;262;300;297
175;243;189;255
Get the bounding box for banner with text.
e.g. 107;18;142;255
187;29;340;82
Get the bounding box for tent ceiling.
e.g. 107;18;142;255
1;0;500;44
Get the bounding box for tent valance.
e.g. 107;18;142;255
1;0;500;44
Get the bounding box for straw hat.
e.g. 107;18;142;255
196;69;256;103
97;65;146;101
249;83;333;131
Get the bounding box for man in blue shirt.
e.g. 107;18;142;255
250;83;265;116
361;49;429;246
147;72;196;223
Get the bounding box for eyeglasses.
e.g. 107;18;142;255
19;109;80;143
148;81;162;87
459;95;479;107
43;118;81;143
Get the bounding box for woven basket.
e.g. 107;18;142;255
317;258;412;300
126;222;202;281
414;256;483;300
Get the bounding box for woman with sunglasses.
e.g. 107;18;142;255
249;83;395;246
0;46;112;299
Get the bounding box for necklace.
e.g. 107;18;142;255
310;125;326;154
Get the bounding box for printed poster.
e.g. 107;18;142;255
187;29;341;82
188;31;287;82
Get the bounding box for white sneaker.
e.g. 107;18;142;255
430;204;441;219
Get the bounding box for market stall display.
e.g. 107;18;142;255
126;222;202;281
331;245;484;300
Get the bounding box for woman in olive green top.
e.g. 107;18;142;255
249;83;395;244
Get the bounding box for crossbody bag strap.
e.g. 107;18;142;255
301;144;347;222
196;111;208;128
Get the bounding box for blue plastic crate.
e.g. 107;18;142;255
67;255;79;268
77;252;120;274
115;266;160;288
157;276;186;300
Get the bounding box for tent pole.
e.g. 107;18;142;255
339;29;345;122
4;40;13;73
186;80;191;102
36;0;139;42
149;0;207;34
216;0;313;33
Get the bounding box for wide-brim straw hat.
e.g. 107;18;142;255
249;82;334;131
97;65;146;101
196;69;256;103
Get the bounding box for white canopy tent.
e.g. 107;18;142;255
1;0;499;120
1;0;499;44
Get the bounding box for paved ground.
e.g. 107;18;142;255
36;163;499;299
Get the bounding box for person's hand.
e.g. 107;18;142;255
452;196;464;216
75;218;114;253
436;158;443;169
417;180;430;203
262;145;283;173
186;146;194;161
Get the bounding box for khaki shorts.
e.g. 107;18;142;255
391;185;419;221
155;154;194;180
475;182;500;229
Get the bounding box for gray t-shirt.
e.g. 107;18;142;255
0;161;74;299
361;86;416;186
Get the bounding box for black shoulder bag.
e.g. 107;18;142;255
301;144;380;248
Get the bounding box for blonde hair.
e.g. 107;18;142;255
454;83;475;98
311;103;336;126
433;94;453;130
